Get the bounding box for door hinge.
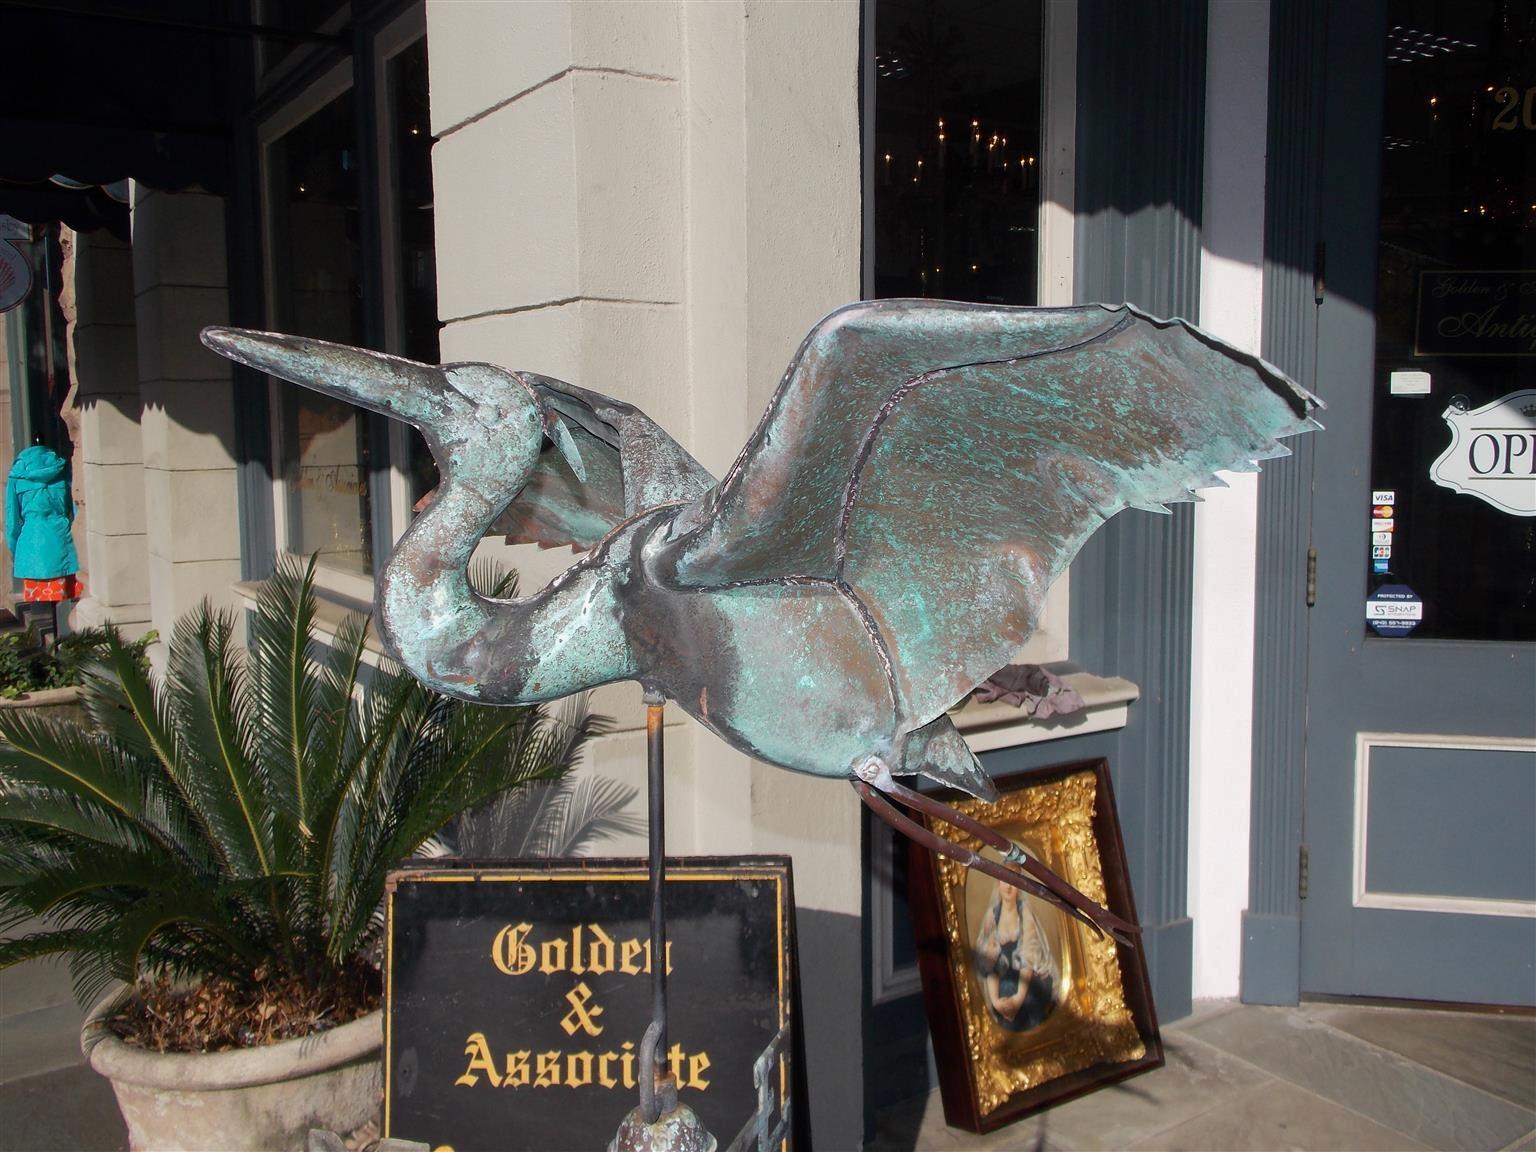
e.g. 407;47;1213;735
1314;240;1326;305
1298;843;1310;900
1306;547;1318;608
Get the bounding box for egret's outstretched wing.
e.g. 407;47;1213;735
662;300;1321;723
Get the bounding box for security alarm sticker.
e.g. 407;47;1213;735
1372;490;1396;505
1366;584;1423;638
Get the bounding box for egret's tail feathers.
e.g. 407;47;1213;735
901;713;998;802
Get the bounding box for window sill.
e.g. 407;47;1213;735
950;662;1139;753
232;579;391;664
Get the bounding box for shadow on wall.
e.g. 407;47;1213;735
1061;0;1373;314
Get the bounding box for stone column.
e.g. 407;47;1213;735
67;228;152;637
426;2;864;1144
130;186;242;648
427;0;692;849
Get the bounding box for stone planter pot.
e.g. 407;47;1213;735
82;995;381;1152
0;684;85;725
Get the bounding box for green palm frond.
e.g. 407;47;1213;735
248;555;323;838
0;709;202;866
305;610;370;938
0;554;609;1003
458;773;644;859
165;604;271;879
469;559;519;600
0;927;95;968
0;786;166;859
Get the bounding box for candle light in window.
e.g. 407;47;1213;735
971;119;980;163
916;157;924;186
883;152;892;185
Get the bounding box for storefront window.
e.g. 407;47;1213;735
255;0;349;79
259;12;439;582
386;36;440;506
872;0;1043;304
265;84;375;577
1367;1;1535;641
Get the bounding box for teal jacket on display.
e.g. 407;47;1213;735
5;445;78;580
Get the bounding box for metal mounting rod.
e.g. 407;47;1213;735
641;691;668;1124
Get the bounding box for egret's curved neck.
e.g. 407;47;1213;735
377;475;638;704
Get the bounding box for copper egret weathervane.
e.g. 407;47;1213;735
202;301;1319;944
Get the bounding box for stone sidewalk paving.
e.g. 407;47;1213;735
870;1001;1536;1152
0;999;1531;1150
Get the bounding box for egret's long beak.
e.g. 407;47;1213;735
200;327;459;428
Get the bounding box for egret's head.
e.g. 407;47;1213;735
200;327;583;488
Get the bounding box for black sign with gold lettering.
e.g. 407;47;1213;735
384;857;799;1152
1415;270;1536;357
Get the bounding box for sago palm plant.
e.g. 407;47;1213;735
0;557;612;1018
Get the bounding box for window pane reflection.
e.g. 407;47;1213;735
388;37;441;506
874;1;1043;304
1367;1;1535;640
267;87;375;576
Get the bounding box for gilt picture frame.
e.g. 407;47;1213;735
907;758;1163;1133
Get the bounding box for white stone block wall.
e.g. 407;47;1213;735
130;187;244;650
428;0;862;879
427;2;864;1141
65;228;153;637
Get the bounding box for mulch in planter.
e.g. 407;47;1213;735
108;960;381;1054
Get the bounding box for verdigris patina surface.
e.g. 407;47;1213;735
204;300;1320;940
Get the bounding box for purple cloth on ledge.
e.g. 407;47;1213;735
972;664;1085;718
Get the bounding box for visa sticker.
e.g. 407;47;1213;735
1372;490;1396;505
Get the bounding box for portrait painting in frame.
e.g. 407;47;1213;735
908;758;1163;1133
